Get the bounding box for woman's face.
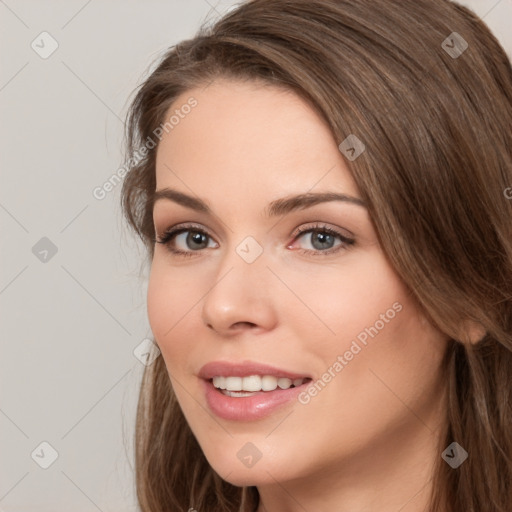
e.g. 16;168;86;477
149;79;449;488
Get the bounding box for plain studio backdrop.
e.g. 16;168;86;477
0;1;511;511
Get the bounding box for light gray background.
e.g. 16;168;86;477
1;1;510;511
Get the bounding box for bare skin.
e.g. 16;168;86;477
148;78;450;512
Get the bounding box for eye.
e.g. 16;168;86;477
154;223;217;257
289;223;355;256
154;222;355;258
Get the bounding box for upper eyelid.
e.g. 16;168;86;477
157;221;348;235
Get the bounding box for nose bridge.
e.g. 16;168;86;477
200;233;276;333
214;232;269;290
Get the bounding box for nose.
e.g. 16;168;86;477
201;248;278;337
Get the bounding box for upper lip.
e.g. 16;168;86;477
198;361;312;381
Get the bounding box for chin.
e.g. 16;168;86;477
201;443;298;487
215;465;281;487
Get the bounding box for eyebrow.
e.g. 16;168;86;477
152;188;367;217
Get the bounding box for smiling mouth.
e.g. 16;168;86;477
209;375;312;397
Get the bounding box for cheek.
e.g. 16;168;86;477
282;251;404;345
323;284;447;426
147;264;170;341
146;262;196;354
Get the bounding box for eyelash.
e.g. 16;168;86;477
154;222;355;258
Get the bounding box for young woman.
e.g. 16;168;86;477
120;1;512;510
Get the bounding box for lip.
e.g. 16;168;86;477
198;360;312;381
201;378;311;421
198;360;312;421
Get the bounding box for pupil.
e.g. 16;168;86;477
188;231;207;249
313;231;334;250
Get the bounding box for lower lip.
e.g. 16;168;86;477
202;378;309;421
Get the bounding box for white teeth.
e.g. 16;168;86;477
261;375;278;391
212;375;308;392
242;375;263;392
277;377;292;390
223;390;258;397
212;376;226;390
225;376;242;391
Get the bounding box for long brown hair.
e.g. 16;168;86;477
120;1;512;510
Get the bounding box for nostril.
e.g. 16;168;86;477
232;321;257;328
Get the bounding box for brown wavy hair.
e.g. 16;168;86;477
120;1;512;510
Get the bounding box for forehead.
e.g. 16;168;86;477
154;79;360;201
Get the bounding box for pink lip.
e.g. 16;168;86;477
198;360;311;380
201;379;311;421
198;360;312;421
